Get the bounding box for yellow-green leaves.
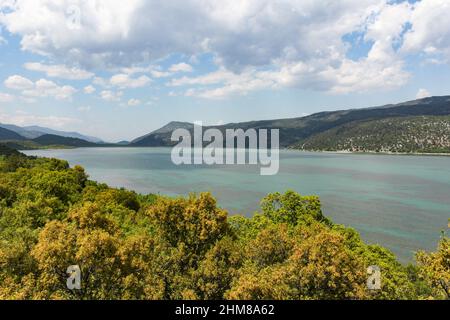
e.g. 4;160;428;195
416;236;450;299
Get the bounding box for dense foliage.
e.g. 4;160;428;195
298;116;450;153
0;151;448;300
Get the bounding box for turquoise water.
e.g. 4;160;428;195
24;148;450;262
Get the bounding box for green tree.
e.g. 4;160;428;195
416;235;449;299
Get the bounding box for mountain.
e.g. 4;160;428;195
0;124;43;139
130;96;450;152
131;121;193;146
298;115;450;153
0;123;103;143
32;134;99;147
3;95;450;153
23;126;103;143
0;127;27;141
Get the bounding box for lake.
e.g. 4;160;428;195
24;147;450;263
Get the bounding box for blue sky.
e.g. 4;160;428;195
0;0;449;142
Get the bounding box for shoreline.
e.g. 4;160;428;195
302;149;450;157
21;145;450;157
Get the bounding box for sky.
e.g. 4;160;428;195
0;0;450;142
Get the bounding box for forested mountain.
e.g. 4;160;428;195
0;127;27;141
0;123;103;143
131;121;194;146
23;125;103;143
0;126;104;150
0;124;43;139
298;115;450;153
131;96;450;153
32;134;99;148
2;96;450;153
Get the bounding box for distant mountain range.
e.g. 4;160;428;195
0;126;26;141
0;123;103;143
0;124;107;149
130;96;450;153
2;96;450;153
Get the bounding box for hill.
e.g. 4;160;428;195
0;143;23;156
131;121;194;146
0;127;26;141
32;134;99;147
298;115;450;153
0;124;43;139
130;96;450;152
24;125;103;143
0;123;103;143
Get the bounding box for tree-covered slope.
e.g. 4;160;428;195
131;96;450;148
297;115;450;153
0;127;26;141
32;134;99;147
0;144;23;157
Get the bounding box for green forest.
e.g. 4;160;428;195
0;148;448;300
298;115;450;153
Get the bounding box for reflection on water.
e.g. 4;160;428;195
25;147;450;263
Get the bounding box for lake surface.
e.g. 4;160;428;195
24;148;450;262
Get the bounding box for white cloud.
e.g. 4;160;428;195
92;77;108;87
0;92;14;102
402;0;450;64
0;111;80;128
120;66;153;75
170;68;235;86
120;65;171;78
20;97;37;104
127;98;141;107
84;85;96;94
150;70;171;78
110;74;151;88
4;75;76;100
0;0;447;96
77;105;92;112
169;63;193;73
100;90;123;102
24;62;94;80
174;57;410;99
182;70;276;99
416;88;431;99
22;79;77;100
4;75;34;90
0;0;381;69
